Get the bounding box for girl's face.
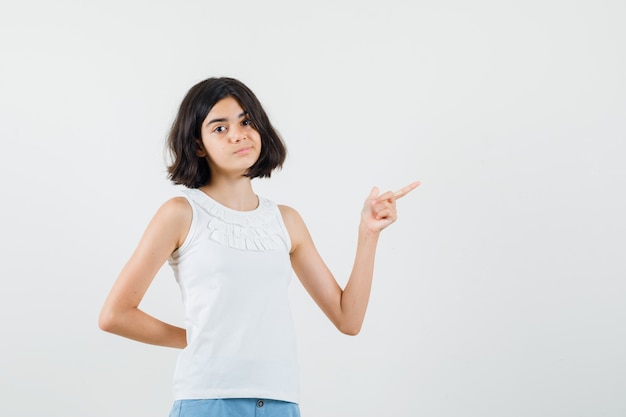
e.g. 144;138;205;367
198;96;262;178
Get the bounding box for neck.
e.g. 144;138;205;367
199;176;258;211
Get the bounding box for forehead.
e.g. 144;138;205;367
205;96;245;120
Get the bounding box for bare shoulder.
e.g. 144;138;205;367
278;204;310;252
161;196;191;213
146;196;192;249
278;204;305;228
155;196;191;224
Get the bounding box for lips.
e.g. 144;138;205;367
234;147;252;155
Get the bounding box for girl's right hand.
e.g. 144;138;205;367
360;181;420;234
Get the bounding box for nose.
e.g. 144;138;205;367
229;125;246;143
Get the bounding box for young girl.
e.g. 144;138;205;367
98;77;419;417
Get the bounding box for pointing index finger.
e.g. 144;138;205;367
393;181;421;200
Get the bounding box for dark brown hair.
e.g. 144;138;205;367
166;77;286;188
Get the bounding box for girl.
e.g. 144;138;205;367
98;77;419;417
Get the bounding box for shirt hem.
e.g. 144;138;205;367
173;389;299;405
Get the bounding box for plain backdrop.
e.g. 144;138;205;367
1;1;625;416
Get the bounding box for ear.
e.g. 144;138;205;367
196;141;207;157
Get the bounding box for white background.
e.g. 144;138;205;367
1;1;625;416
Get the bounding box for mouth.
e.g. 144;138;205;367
234;147;252;155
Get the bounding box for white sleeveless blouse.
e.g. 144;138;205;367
168;188;299;403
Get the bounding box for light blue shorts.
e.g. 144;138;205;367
168;398;301;417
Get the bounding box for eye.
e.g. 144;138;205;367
242;118;254;127
213;125;227;133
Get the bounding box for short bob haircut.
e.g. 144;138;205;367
167;77;286;188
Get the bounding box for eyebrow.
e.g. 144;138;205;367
206;111;249;126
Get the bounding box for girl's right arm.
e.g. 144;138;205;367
98;197;191;349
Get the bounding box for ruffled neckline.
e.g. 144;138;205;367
184;188;288;252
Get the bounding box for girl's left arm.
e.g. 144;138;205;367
280;181;419;335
